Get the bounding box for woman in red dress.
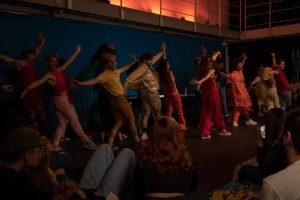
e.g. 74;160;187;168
191;51;231;139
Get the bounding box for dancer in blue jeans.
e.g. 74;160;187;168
79;144;136;199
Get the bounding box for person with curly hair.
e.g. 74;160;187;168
135;116;208;200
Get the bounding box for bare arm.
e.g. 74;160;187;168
270;52;276;68
201;46;207;57
241;53;248;66
0;54;24;69
190;69;215;87
152;42;166;65
163;43;167;60
76;78;99;86
58;44;81;72
34;33;46;57
118;54;137;74
21;74;52;98
211;51;221;62
1;84;14;92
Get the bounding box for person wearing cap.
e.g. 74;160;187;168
259;110;300;200
0;34;50;136
0;127;86;200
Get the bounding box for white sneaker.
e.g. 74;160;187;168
82;140;98;150
233;122;239;127
201;135;211;139
141;132;149;140
246;119;257;126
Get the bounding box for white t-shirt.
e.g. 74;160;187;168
259;160;300;200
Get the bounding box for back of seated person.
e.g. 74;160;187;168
259;109;300;200
135;116;207;200
238;108;288;185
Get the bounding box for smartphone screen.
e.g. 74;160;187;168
259;125;266;139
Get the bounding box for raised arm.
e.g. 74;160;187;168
118;54;137;74
76;78;99;86
163;43;167;60
1;84;14;93
0;54;24;69
152;42;166;65
201;46;207;57
270;52;276;68
21;74;52;98
34;33;46;57
241;53;248;67
190;69;215;87
211;51;221;62
58;44;81;72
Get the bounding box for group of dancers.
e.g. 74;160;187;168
0;34;293;149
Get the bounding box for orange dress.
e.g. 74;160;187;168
227;70;252;108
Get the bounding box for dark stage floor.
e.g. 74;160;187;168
62;123;258;193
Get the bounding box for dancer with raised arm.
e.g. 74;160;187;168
225;53;257;127
76;44;116;141
190;51;231;139
76;54;140;149
0;34;49;135
156;44;187;130
21;44;97;151
271;52;291;110
124;43;165;140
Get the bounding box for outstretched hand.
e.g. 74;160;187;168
38;33;46;44
68;79;79;89
71;79;81;86
20;90;28;99
241;53;248;59
160;42;166;52
1;84;14;93
201;46;207;55
190;79;200;85
75;44;81;53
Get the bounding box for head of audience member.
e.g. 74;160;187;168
156;59;170;84
0;127;42;170
276;59;286;70
261;108;286;148
281;110;300;164
22;49;37;62
45;53;59;71
140;53;154;67
103;54;117;70
138;116;193;174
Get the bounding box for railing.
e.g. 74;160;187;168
107;0;300;32
244;0;300;31
107;0;238;31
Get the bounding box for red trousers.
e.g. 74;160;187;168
164;93;186;129
200;88;225;137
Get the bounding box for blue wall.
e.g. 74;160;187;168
0;11;224;130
